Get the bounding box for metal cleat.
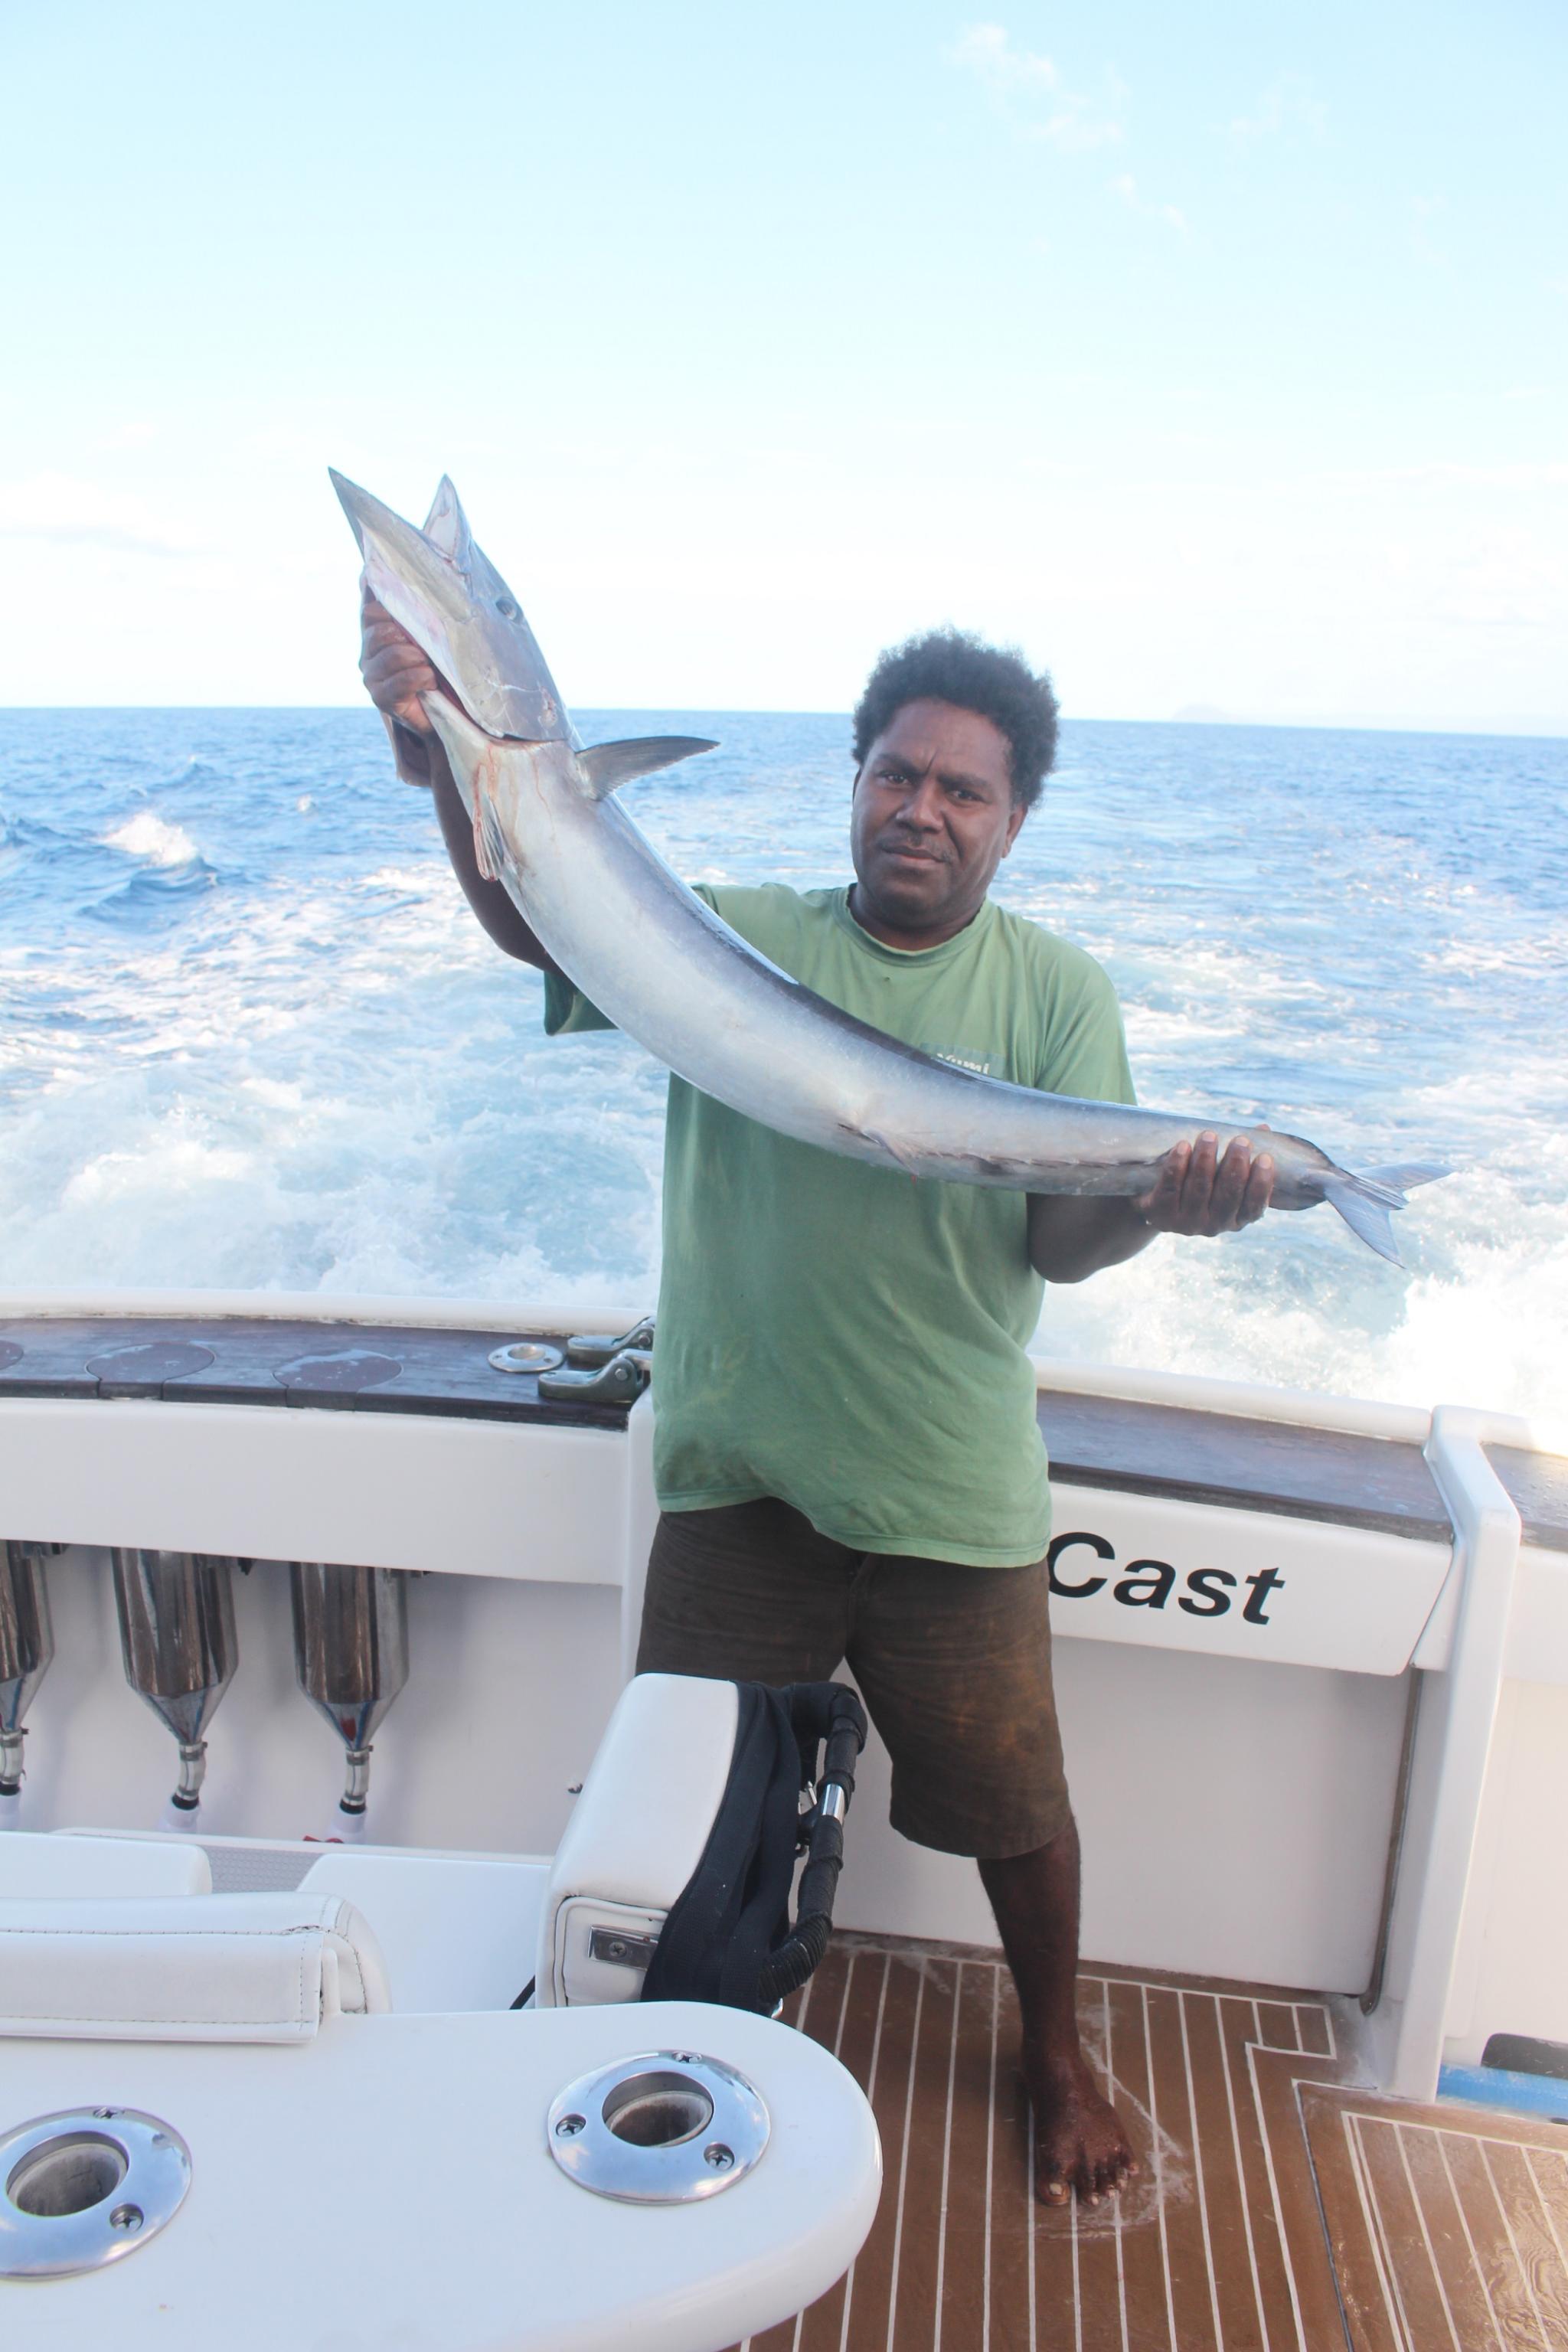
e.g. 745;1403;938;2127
539;1348;652;1406
565;1315;655;1368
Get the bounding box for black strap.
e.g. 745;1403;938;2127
640;1678;867;2015
757;1682;867;2006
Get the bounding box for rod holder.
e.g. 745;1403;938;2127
290;1563;409;1832
110;1550;238;1827
1;1543;57;1818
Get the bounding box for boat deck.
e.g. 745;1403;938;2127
737;1935;1568;2352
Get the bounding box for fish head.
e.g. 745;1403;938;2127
330;469;578;746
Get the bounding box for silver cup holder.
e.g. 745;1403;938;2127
547;2051;768;2203
0;2109;191;2279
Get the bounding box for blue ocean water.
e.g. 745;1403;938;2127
1;707;1564;1417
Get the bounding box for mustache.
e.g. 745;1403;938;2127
878;825;948;858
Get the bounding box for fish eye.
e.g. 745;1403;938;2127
495;596;520;621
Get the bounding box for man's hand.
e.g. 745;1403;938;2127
1135;1131;1275;1236
358;585;462;788
359;586;444;733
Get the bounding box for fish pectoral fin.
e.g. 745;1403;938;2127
576;736;718;798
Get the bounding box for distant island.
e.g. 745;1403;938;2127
1171;704;1235;724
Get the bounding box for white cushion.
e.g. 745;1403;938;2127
0;1892;390;2042
0;1831;211;1899
299;1850;548;2012
537;1674;739;2006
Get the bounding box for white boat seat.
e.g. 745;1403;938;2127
299;1848;549;2012
0;1830;211;1898
536;1672;740;2006
0;1890;390;2042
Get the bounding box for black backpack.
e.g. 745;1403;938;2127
640;1679;867;2015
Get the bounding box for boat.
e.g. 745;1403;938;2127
2;1282;1566;2348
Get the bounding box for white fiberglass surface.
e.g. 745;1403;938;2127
0;707;1563;1416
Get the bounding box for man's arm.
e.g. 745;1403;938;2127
1027;1132;1276;1282
358;589;560;972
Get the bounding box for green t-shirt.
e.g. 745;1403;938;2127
544;884;1135;1566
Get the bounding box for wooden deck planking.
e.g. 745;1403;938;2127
1302;2086;1568;2352
737;1938;1568;2352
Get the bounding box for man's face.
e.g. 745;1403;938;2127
849;698;1025;948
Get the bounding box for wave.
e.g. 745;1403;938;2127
102;811;199;867
83;858;220;929
2;707;1565;1422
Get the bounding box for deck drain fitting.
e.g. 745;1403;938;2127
488;1340;565;1375
0;2109;191;2279
547;2052;768;2204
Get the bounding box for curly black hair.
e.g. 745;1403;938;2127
851;628;1059;813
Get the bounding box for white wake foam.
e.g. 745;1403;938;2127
101;812;198;867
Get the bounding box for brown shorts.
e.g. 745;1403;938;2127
635;1498;1071;1860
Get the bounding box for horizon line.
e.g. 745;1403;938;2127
0;703;1564;746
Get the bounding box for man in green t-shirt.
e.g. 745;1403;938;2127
360;601;1276;2207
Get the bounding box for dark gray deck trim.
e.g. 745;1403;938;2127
1039;1387;1452;1542
0;1315;1480;1542
0;1316;632;1432
1488;1443;1568;1555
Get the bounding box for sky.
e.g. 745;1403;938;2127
0;1;1563;729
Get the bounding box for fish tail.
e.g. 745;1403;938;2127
1321;1162;1450;1265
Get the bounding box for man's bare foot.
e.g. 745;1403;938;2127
1025;2050;1140;2206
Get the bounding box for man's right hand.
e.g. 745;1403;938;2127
359;586;443;733
357;580;557;970
358;586;456;788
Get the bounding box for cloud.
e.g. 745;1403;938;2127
951;21;1058;93
1109;172;1188;234
0;472;193;557
950;22;1125;150
1229;72;1327;143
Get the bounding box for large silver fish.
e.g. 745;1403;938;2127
331;469;1445;1264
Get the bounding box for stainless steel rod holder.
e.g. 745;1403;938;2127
1;1542;57;1810
110;1550;238;1821
290;1563;410;1827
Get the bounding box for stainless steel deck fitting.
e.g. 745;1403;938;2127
488;1339;566;1374
0;2107;191;2279
547;2050;769;2204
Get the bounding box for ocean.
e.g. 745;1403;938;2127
1;708;1563;1420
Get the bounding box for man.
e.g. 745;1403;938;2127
360;596;1276;2205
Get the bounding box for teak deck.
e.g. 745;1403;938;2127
737;1934;1568;2352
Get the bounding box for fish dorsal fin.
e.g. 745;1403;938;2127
576;736;718;799
422;475;473;569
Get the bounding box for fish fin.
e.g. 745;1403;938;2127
1360;1161;1450;1195
1321;1158;1449;1264
576;737;718;798
1321;1173;1410;1265
422;475;473;569
858;1126;923;1178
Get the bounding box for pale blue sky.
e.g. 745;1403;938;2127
2;1;1563;727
